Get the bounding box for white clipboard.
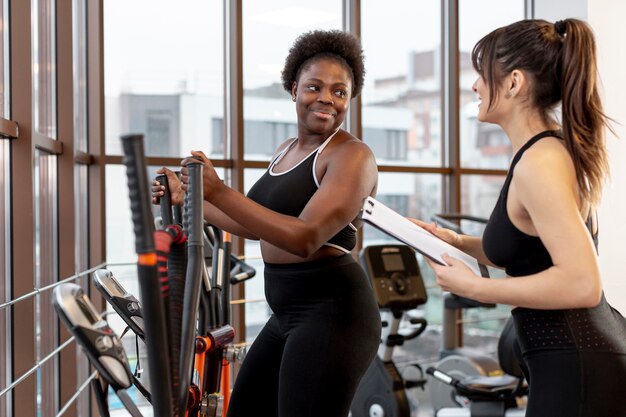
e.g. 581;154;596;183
361;196;489;278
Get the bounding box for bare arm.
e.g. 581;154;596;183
202;200;259;240
183;141;377;258
151;168;259;240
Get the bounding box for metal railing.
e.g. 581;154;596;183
0;262;106;311
0;262;108;416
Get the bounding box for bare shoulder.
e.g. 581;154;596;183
330;132;376;163
515;136;575;181
514;136;577;198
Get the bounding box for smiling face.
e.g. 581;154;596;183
472;74;508;125
291;57;353;137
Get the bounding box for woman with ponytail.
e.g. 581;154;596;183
413;19;626;416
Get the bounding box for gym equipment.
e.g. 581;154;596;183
54;134;255;416
121;134;174;416
350;244;429;417
426;214;527;417
93;269;145;339
53;283;144;417
427;317;527;417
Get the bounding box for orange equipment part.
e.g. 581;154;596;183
221;358;231;416
193;336;213;396
137;252;157;266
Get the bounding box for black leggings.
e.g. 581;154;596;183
513;300;626;417
519;349;626;417
226;254;381;417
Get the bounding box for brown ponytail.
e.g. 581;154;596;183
559;19;610;207
472;19;611;206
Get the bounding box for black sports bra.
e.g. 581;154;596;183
482;130;562;276
246;133;356;253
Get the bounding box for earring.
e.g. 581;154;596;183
292;96;296;102
505;91;513;98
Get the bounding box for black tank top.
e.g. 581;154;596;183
246;134;356;253
482;130;562;276
483;131;626;357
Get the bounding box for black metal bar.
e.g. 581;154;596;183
178;161;205;414
121;133;173;417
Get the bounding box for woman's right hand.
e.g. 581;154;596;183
151;167;185;206
408;218;463;248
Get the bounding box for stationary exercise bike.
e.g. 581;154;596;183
426;316;527;417
425;214;527;417
350;244;429;417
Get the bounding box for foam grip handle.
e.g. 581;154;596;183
184;161;204;245
156;174;173;227
121;134;155;253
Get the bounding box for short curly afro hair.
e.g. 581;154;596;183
281;30;365;98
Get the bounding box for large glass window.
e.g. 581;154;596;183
33;0;57;138
362;0;442;167
73;0;89;268
242;0;341;160
34;150;59;416
461;174;505;220
104;0;225;158
459;0;525;169
73;0;88;154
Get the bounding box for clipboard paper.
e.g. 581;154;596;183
361;196;488;278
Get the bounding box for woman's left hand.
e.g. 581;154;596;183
425;254;481;298
180;150;224;201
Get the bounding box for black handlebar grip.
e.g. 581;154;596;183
121;134;155;254
184;162;204;245
156;174;173;227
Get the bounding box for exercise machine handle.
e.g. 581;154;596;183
230;257;257;284
121;134;174;417
405;317;428;340
179;160;205;415
122;134;155;254
156;173;174;227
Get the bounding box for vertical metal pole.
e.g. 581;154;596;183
87;2;106;412
343;0;362;141
57;0;79;415
224;0;246;343
525;0;535;19
442;0;464;347
344;0;363;253
442;0;460;215
9;0;37;414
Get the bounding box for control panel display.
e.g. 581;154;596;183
360;244;428;310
